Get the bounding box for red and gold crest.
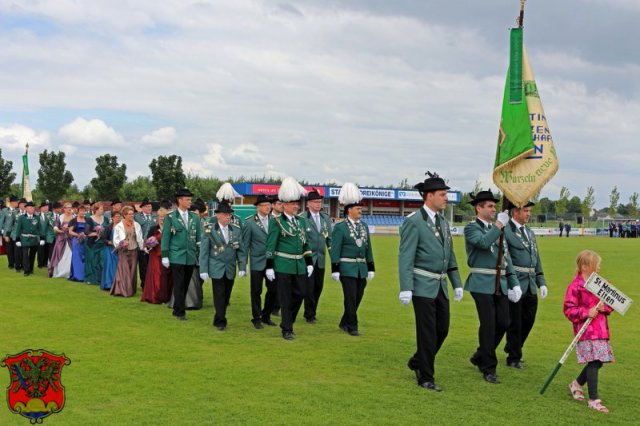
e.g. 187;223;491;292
2;349;70;423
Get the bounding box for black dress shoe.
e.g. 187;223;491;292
339;324;348;333
176;315;187;321
216;325;226;331
419;381;442;392
263;319;277;326
282;331;294;340
253;321;264;329
469;356;480;368
506;361;524;369
348;330;360;336
407;361;424;383
483;373;500;384
305;318;317;324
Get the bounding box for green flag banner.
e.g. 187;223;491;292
21;152;33;202
493;30;559;207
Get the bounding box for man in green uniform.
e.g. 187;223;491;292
135;197;157;285
301;188;332;324
1;195;19;269
15;201;45;276
161;188;202;321
465;190;521;384
10;198;27;272
503;199;547;369
265;177;313;340
242;194;278;329
36;201;53;268
199;201;247;330
104;198;122;222
331;183;374;337
398;173;463;392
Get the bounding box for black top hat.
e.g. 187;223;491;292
39;200;50;208
254;194;272;206
151;201;161;211
82;199;91;205
469;190;500;206
190;198;206;213
215;200;234;214
25;201;35;208
139;197;151;207
175;187;193;198
414;172;450;197
160;199;172;210
72;201;80;208
111;197;122;205
9;195;19;202
306;188;323;201
18;198;27;204
505;199;535;211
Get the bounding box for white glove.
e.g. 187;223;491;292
399;290;412;305
161;257;170;268
497;210;510;226
39;240;45;246
540;285;548;299
238;270;246;278
507;288;515;303
331;272;340;281
367;271;375;281
266;268;275;281
454;288;464;302
16;241;21;247
307;265;314;277
511;285;522;303
200;272;209;281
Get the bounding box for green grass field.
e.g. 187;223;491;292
1;236;638;425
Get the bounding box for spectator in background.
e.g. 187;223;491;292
564;222;571;238
559;221;564;237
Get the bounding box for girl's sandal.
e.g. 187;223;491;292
588;399;609;413
568;380;585;401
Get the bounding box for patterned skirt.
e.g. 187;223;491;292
576;339;615;363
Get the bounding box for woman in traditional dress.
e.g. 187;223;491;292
84;202;108;285
141;208;173;303
110;206;144;297
49;202;74;278
68;205;88;282
101;211;120;291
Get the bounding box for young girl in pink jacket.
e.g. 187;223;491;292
563;250;614;413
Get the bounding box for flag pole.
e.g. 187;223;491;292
518;0;526;28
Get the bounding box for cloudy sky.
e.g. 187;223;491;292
1;0;638;207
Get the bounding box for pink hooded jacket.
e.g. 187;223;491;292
563;273;613;341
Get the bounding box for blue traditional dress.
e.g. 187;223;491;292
101;225;117;290
69;219;86;282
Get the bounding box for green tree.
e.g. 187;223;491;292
0;149;17;198
90;154;127;201
538;197;555;214
581;186;595;219
608;186;620;217
184;174;222;201
64;184;84;201
82;184;97;201
121;176;157;201
628;192;638;218
555;187;570;217
567;196;582;214
149;155;186;201
36;150;74;202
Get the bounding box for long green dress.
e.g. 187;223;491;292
84;215;109;284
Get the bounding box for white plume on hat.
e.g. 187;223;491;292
338;183;363;205
278;176;307;202
216;182;240;202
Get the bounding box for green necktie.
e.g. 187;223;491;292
520;226;529;243
435;215;444;242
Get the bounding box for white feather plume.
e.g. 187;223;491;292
278;176;306;202
216;182;240;202
338;183;363;205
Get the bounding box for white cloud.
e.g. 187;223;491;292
226;143;263;165
0;124;50;154
140;127;176;147
202;143;227;168
58;118;125;147
58;144;78;155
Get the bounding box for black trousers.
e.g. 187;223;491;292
304;262;325;320
407;288;450;383
276;272;306;333
339;276;367;332
212;275;235;327
138;251;149;287
505;290;538;363
5;238;16;268
470;292;510;375
21;245;38;274
171;264;195;317
13;239;23;270
250;269;278;323
37;241;51;267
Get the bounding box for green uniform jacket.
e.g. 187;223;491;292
241;214;271;271
45;213;58;244
265;214;313;275
463;219;519;295
330;219;374;279
199;222;246;279
135;213;157;240
37;212;54;244
398;208;462;299
0;208;5;235
7;210;24;240
299;210;332;269
161;210;202;265
504;220;546;294
15;214;43;247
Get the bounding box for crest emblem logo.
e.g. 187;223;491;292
2;349;70;424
